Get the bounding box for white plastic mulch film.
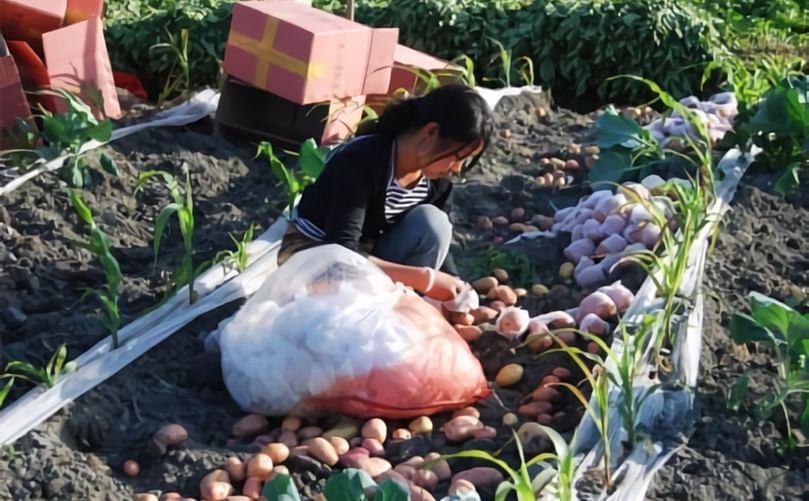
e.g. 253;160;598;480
555;148;756;501
0;85;752;501
0;86;526;447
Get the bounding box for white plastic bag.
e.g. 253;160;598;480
218;245;489;418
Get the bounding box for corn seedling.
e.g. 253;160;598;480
451;54;477;88
150;28;191;105
617;176;713;357
0;377;13;408
256;138;327;215
728;292;809;448
485;38;514;88
438;430;553;500
548;318;661;453
66;188;123;348
543;331;614;493
134;167;201;304
214;224;256;274
520;425;578;501
0;344;77;399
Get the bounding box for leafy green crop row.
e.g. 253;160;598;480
104;0;732;108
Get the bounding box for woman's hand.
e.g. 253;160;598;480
420;268;466;301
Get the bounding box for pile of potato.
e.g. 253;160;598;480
553;178;675;288
535;142;603;189
131;411;517;501
645;92;737;144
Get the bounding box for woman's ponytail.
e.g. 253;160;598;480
356;84;494;166
356;97;423;137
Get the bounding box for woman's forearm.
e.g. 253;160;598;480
369;256;432;292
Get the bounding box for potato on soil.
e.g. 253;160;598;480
308;437;339;466
224;456;245;482
199;469;233;501
362;418;387;443
246;453;274;480
442;415;483;442
123;460;140;477
477;216;493;230
493;268;509;282
263;443;290;465
297;425;322;440
451;467;504;488
409;416;433;435
392;428;412;440
472;276;498;294
452;407;480;419
232;414;269;439
495;363;524;387
455;325;483;342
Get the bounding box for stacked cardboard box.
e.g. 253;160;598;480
216;0;399;147
0;33;31;148
0;0;119;145
367;44;465;114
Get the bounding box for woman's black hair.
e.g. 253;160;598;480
357;84;494;169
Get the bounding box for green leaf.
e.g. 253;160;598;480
99;153;119;176
66;189;94;226
47;344;68;380
801;397;809;437
588;149;633;185
773;164;801;195
373;479;410;501
727;373;749;412
86;120;113;142
153;203;182;266
0;378;14;407
749;292;796;338
298;138;326;179
729;313;774;344
594;113;645;149
261;474;302;501
324;469;375;501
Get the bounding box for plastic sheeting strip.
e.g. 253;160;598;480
0;84;538;446
0;217;288;445
554;147;756;500
0;90;221;198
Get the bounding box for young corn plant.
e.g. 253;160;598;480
616;173;715;359
549;318;661;453
134;167;200;304
214;224;256;274
609;76;719;354
0;343;77;406
484;38;535;88
545;336;614;493
437;429;556;501
150;28;191;105
728;292;809;448
66;188;123;348
256;138;327;216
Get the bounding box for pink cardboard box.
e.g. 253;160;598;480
223;0;397;105
65;0;104;24
0;0;67;46
41;16;121;119
0;39;33;148
367;44;464;112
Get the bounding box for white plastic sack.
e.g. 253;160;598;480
218;245;489;418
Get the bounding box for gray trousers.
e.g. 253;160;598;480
372;204;453;270
278;204;452;270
